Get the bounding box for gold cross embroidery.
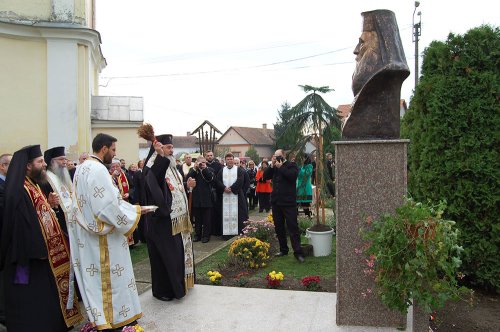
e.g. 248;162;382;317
78;195;86;208
128;278;137;291
86;264;98;276
117;215;128;226
73;258;81;268
93;187;105;198
77;239;84;248
91;307;102;322
112;264;125;277
119;305;130;318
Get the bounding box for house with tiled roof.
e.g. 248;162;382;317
337;99;408;123
139;133;199;160
217;124;275;160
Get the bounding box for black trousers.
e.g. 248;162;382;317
193;207;212;238
247;190;257;209
271;204;303;256
258;192;271;211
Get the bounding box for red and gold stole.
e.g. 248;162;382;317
112;172;134;245
117;171;129;202
24;177;82;327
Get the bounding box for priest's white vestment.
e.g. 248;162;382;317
70;157;141;330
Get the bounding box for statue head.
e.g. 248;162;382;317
352;10;408;96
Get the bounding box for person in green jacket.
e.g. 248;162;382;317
296;154;313;217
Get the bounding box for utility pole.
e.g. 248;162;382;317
413;1;422;89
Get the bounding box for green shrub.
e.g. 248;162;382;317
401;25;500;291
363;198;470;313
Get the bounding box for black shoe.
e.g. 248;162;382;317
295;254;305;263
274;251;288;257
154;295;174;301
201;237;210;243
193;236;201;242
266;209;270;213
258;209;263;213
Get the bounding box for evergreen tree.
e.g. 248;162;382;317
401;25;500;291
245;146;260;163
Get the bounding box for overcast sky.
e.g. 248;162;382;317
96;0;498;136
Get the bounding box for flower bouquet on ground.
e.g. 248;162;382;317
242;219;275;242
266;271;284;289
228;236;270;268
266;212;274;224
301;276;321;291
207;270;222;285
80;322;144;332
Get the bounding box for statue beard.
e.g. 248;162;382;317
30;167;48;185
49;161;73;189
352;49;381;96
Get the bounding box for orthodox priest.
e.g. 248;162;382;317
142;134;195;301
1;145;82;331
42;146;73;236
70;133;150;330
215;153;246;236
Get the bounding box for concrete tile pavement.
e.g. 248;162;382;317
73;209;413;331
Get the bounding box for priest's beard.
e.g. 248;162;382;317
50;161;73;189
30;166;48;185
167;155;176;170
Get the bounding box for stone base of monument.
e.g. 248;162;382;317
334;139;408;328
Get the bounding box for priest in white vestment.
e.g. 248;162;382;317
215;153;247;236
70;134;150;331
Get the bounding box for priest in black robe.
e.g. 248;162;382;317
141;135;195;301
0;145;82;332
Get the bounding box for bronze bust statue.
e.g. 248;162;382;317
342;9;410;139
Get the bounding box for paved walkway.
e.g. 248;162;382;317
71;208;414;331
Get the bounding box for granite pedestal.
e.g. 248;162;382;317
335;140;408;328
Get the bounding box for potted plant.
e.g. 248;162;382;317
361;197;470;314
279;85;341;256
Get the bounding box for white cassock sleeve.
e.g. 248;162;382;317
78;163;140;237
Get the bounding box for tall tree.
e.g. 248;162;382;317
401;25;500;291
282;85;341;228
274;102;299;151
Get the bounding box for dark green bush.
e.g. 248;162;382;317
401;25;500;291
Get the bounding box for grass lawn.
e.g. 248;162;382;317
196;234;336;290
130;243;149;264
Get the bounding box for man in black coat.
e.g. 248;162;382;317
205;150;223;236
264;149;305;262
187;156;214;243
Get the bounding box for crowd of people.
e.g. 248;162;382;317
0;133;336;331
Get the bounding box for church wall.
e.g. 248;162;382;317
0;37;48;154
0;0;52;22
46;38;79;160
0;0;88;26
76;43;92;159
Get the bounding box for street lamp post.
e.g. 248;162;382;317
413;1;422;89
